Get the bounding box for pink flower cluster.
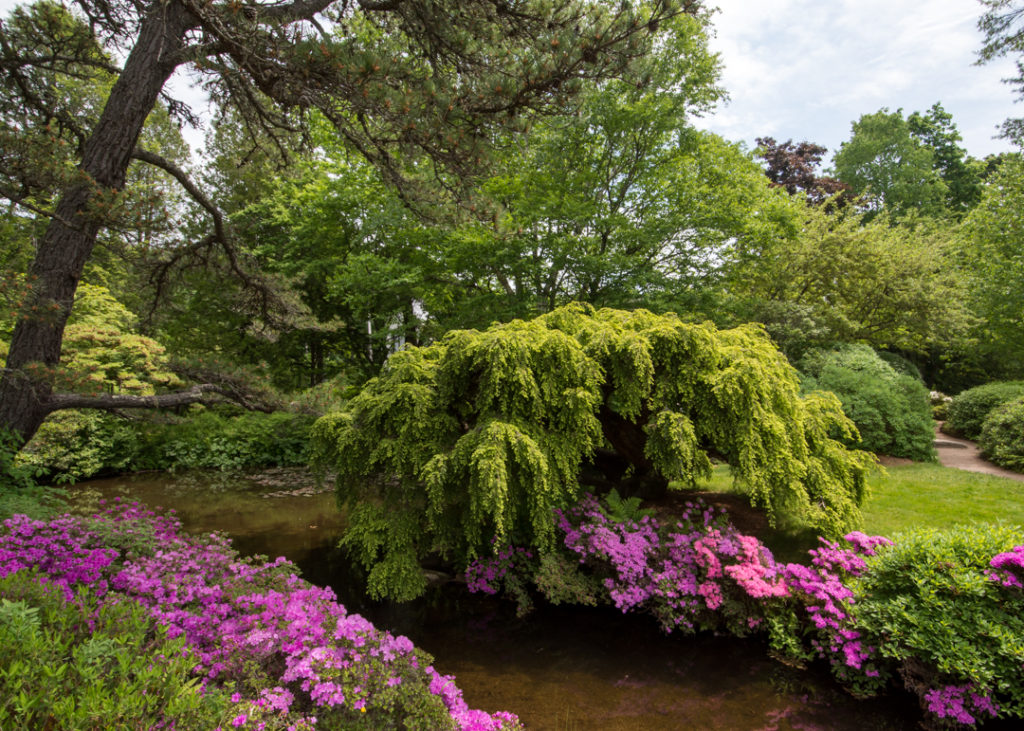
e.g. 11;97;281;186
0;500;520;731
551;495;787;633
465;544;533;595
924;684;1000;726
989;546;1024;588
467;494;911;704
780;537;884;677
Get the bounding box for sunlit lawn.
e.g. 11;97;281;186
860;462;1024;535
691;462;1024;562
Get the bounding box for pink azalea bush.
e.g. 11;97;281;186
469;494;790;636
467;492;1024;728
0;500;520;731
775;535;888;692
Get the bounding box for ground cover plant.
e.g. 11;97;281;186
312;304;873;602
466;490;1024;728
0;570;235;729
0;501;519;730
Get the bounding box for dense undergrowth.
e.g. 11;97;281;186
17;409;315;484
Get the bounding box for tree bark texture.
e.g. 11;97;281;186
0;1;194;444
594;404;669;500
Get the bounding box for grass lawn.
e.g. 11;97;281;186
860;462;1024;536
689;461;1024;562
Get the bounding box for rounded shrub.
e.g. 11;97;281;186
800;344;935;461
946;381;1024;440
979;397;1024;472
876;350;923;381
850;524;1024;725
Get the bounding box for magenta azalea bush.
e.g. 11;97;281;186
0;500;520;731
467;493;1024;728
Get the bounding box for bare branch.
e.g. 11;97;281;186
0;185;78;228
131;147;227;243
44;382;275;414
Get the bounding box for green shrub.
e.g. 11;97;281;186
17;409;315;482
800;344;935;461
979;397;1024;473
946;381;1024;440
17;410;142;484
851;524;1024;721
135;409;314;471
0;429;65;520
876;351;923;382
0;571;233;730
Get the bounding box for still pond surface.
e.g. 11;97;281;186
69;468;921;730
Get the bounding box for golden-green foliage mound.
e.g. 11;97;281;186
312;304;872;601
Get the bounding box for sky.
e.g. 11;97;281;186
694;0;1021;161
0;0;1019;161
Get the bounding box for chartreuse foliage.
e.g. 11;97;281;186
312;304;873;601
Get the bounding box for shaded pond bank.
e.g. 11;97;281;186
70;468;921;730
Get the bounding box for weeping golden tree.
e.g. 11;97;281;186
312;304;873;600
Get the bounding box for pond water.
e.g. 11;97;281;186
69;468;922;730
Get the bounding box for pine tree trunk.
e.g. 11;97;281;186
0;2;193;446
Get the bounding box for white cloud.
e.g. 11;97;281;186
698;0;1019;159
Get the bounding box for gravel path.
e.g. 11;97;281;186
933;424;1024;482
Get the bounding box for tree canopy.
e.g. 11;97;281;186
754;137;850;205
832;108;948;217
0;0;688;445
311;304;873;601
960;155;1024;374
727;204;972;360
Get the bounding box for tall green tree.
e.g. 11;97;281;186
907;102;984;216
432;13;796;327
960;155;1024;375
832;108;948;217
0;0;687;446
231;146;437;387
727;204;972;360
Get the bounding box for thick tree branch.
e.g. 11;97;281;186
44;382;275;414
252;0;336;22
